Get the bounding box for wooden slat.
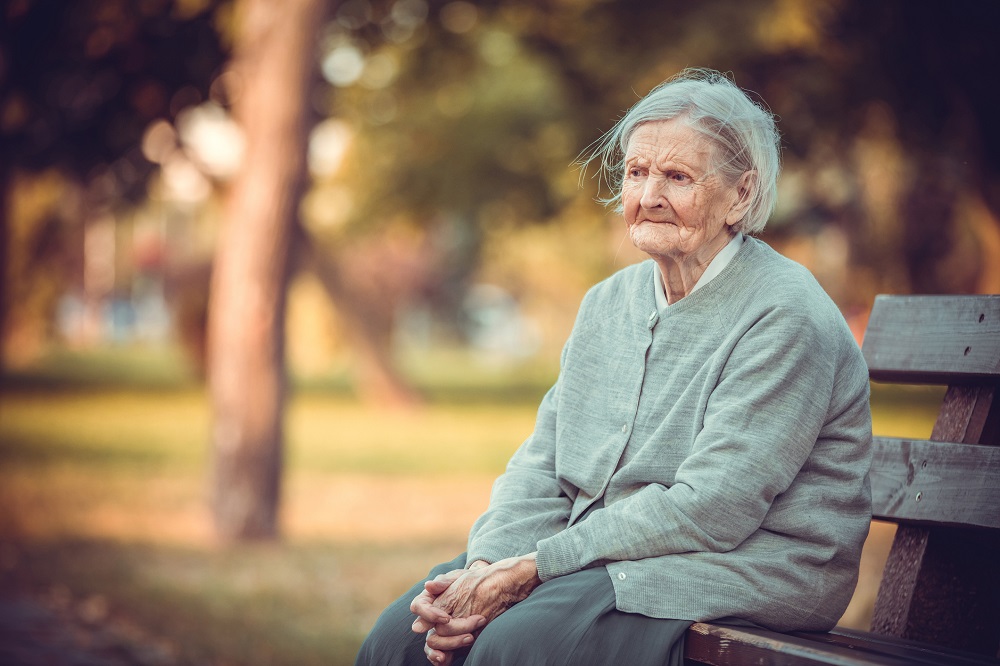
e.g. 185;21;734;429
684;623;1000;665
686;623;938;665
816;627;1000;665
862;295;1000;384
870;437;1000;529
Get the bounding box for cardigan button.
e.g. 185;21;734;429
621;423;628;433
617;572;627;581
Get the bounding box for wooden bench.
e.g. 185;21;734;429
684;294;1000;665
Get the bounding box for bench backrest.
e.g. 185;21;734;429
861;294;1000;657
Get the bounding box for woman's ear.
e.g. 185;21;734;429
725;170;757;227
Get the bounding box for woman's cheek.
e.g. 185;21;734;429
621;192;638;225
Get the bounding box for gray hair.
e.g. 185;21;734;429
583;68;780;235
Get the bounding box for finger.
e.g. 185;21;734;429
425;649;450;666
423;638;452;666
410;605;450;633
430;569;465;585
410;592;451;625
423;642;442;664
426;568;465;594
412;616;435;633
432;614;486;637
426;629;475;652
424;579;452;595
409;590;431;614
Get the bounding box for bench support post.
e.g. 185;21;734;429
871;385;1000;657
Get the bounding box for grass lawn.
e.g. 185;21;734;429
0;348;943;664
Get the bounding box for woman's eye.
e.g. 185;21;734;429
628;168;643;178
671;172;689;182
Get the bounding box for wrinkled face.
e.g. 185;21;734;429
621;118;742;262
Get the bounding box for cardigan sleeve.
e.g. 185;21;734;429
465;350;574;565
534;305;869;580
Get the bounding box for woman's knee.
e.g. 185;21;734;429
355;603;426;666
356;554;469;666
463;607;569;665
462;568;616;665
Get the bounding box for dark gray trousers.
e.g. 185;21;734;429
355;553;690;666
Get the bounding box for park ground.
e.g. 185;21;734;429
0;346;941;665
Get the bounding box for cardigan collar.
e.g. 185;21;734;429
653;233;745;315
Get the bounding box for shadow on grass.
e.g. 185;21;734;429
0;433;173;469
0;347;201;395
0;537;463;666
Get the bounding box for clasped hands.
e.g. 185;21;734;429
409;552;541;665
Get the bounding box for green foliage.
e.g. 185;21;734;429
317;0;1000;314
1;0;227;195
6;0;1000;369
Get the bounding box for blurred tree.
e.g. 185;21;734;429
5;0;999;542
517;0;1000;299
326;0;1000;312
207;0;326;541
315;8;576;350
0;0;226;363
827;0;1000;295
299;0;583;400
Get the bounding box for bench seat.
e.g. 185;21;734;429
687;623;1000;665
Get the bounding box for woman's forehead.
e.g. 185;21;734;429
625;119;715;164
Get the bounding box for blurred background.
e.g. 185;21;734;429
1;0;997;663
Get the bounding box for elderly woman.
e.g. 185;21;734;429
355;68;872;666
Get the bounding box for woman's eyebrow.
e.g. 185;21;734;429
649;157;700;173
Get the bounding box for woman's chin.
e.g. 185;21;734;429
628;225;682;257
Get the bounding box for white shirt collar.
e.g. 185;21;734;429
654;232;744;313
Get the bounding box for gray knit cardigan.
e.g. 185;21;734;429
466;238;873;631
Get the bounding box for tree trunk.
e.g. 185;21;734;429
0;163;9;371
293;222;423;408
207;0;324;541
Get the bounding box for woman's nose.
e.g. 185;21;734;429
639;177;666;209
